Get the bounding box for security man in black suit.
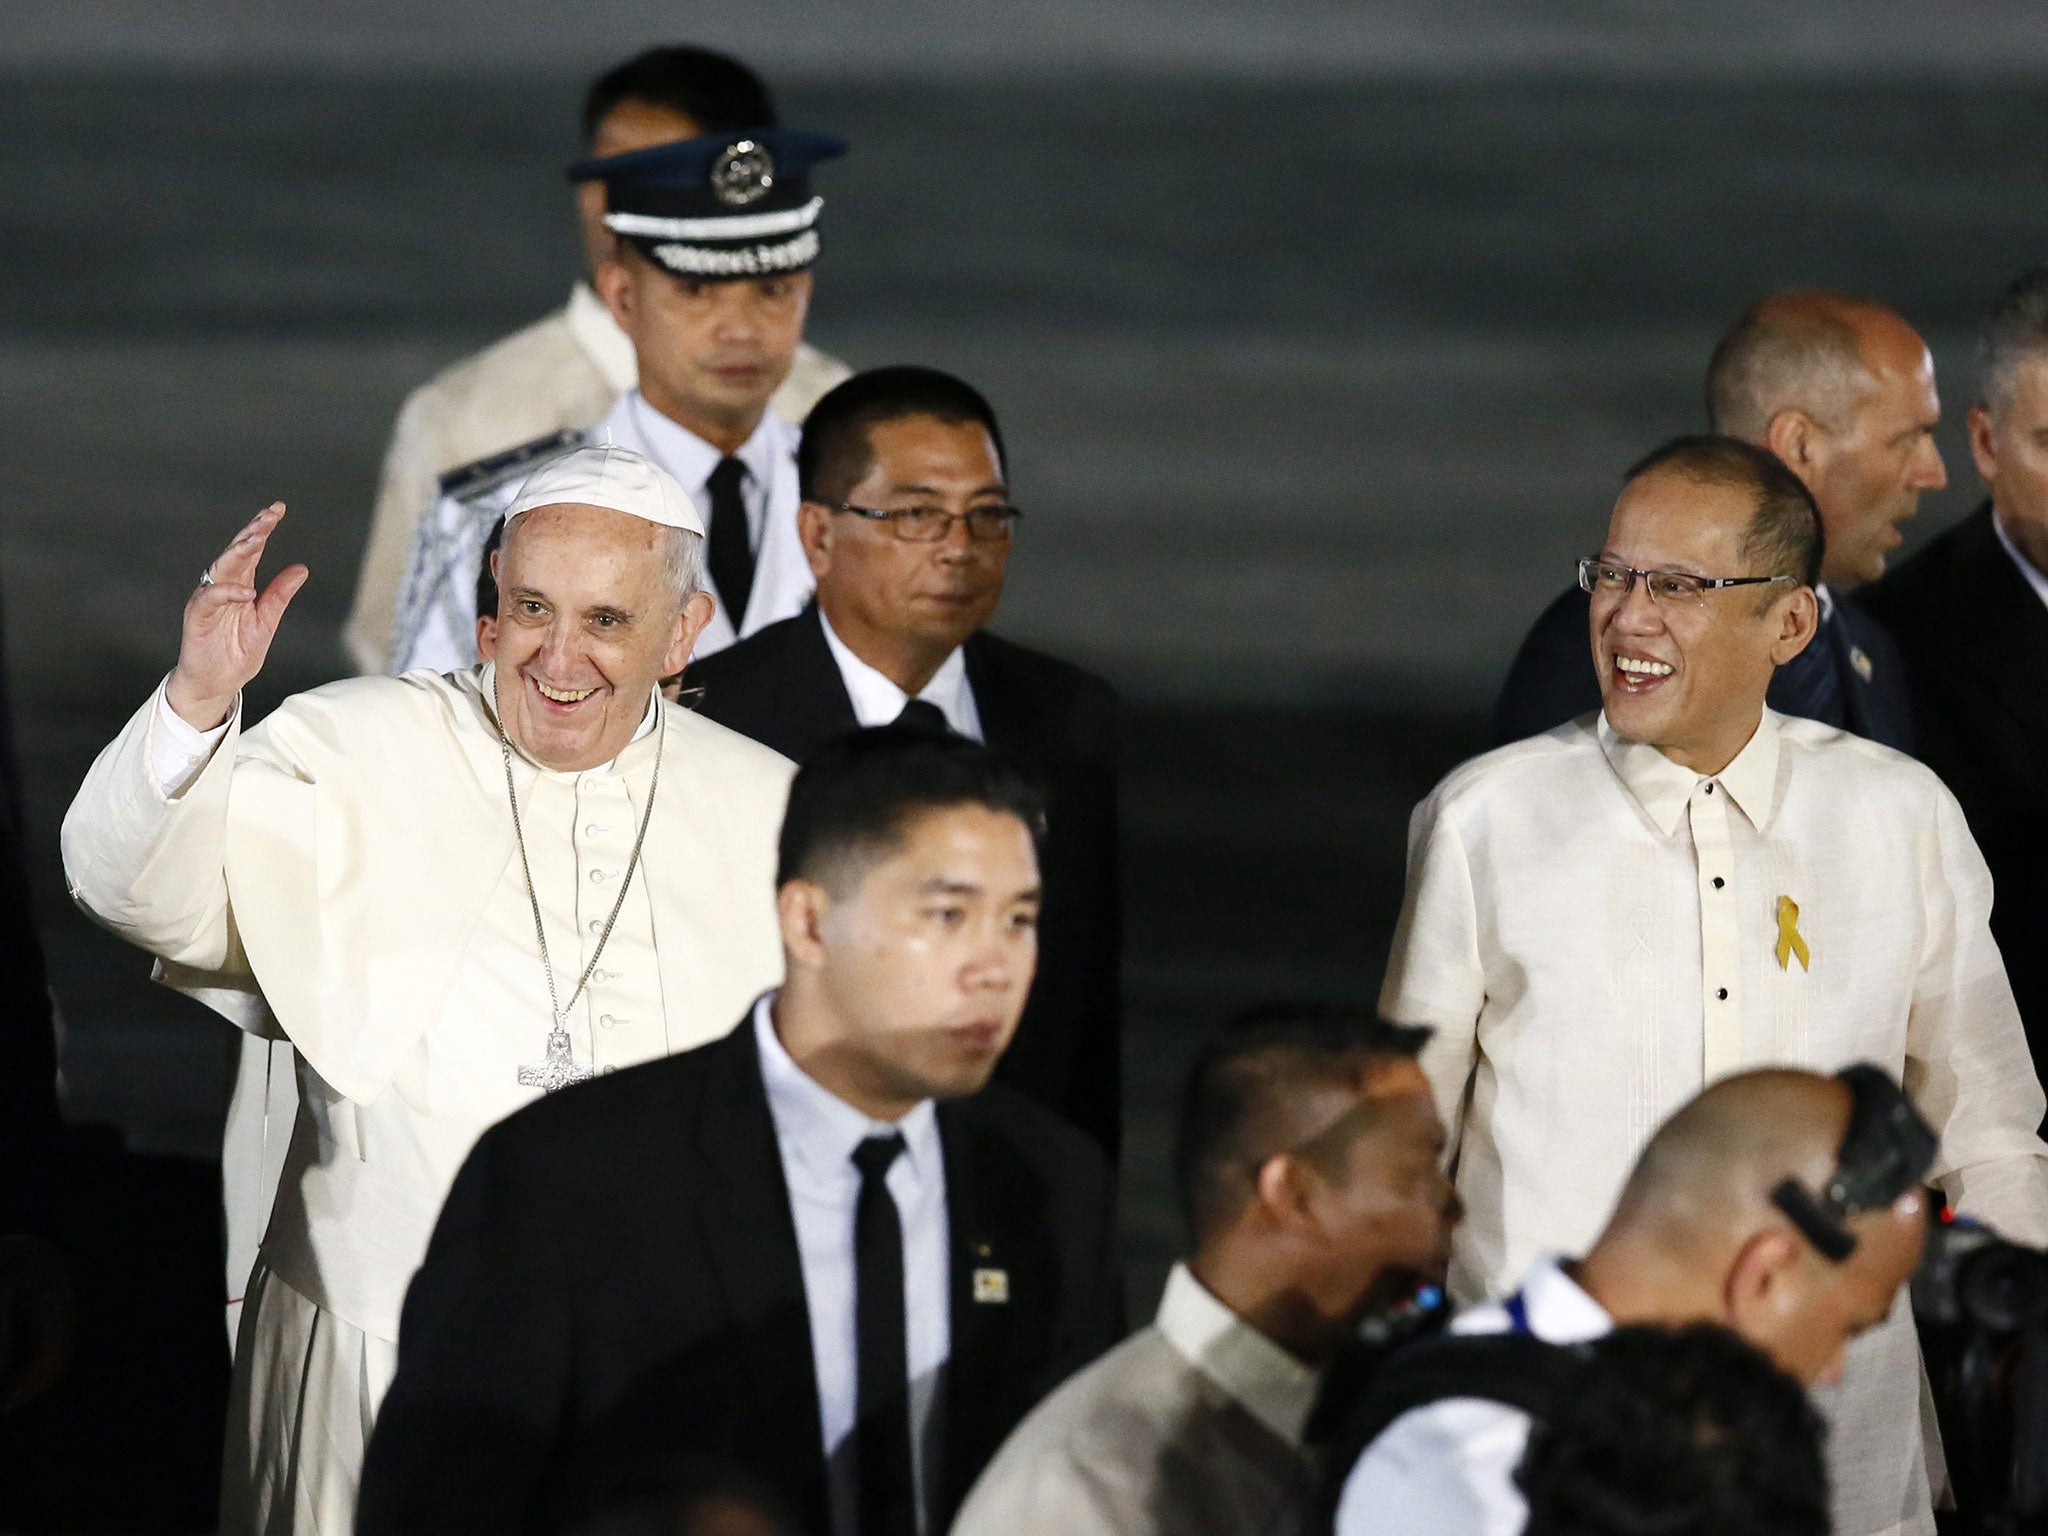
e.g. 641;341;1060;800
684;367;1121;1156
1495;291;1938;751
357;726;1122;1536
1864;268;2048;1082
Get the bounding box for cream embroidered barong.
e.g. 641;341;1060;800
61;664;793;1536
1382;708;2048;1536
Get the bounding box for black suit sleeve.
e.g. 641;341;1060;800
357;1125;573;1536
1491;585;1599;746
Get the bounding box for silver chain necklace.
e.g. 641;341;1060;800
498;691;665;1092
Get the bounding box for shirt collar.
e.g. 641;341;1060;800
565;281;637;394
624;388;788;498
475;662;660;778
818;608;974;734
1993;509;2048;613
1515;1255;1613;1344
751;993;941;1191
1597;707;1780;836
1153;1263;1320;1447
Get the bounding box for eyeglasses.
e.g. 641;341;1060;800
836;503;1023;543
1578;558;1795;608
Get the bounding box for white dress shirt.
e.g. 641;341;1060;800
1993;509;2048;613
1337;1257;1609;1536
1383;707;2048;1536
752;997;953;1536
819;609;984;740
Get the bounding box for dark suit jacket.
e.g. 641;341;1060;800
1490;582;1915;752
683;609;1123;1156
356;1019;1123;1536
1862;503;2048;1081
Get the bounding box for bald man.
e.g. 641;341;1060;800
1495;290;1938;750
1333;1067;1930;1536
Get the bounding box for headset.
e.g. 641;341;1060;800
1769;1062;1938;1262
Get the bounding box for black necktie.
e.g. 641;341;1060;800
705;456;755;626
893;698;951;736
852;1133;915;1536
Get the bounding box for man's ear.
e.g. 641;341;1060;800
777;879;831;972
475;615;497;661
594;256;634;331
1764;409;1821;476
662;590;718;677
1725;1227;1802;1324
798;500;834;582
1253;1153;1321;1239
1969;404;1999;491
1768;584;1820;665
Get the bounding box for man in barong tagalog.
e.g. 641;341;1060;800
61;444;794;1536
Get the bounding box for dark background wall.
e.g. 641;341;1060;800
2;7;2044;1524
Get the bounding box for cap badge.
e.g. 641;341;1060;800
711;140;776;207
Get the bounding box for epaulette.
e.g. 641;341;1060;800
435;428;585;502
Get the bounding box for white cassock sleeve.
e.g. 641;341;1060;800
62;679;252;984
1906;783;2048;1245
1380;788;1487;1160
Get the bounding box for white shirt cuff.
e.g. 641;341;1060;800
151;677;235;796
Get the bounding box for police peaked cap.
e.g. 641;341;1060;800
570;128;848;281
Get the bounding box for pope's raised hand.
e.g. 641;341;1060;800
165;504;310;730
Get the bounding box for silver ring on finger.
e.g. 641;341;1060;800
198;566;216;589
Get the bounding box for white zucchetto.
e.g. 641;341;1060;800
504;445;705;536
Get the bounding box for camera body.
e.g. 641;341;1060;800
1913;1210;2048;1333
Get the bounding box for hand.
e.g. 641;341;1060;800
165;504;310;729
0;1235;73;1415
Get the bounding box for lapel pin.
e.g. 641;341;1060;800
1849;645;1874;683
973;1267;1010;1304
1775;895;1811;972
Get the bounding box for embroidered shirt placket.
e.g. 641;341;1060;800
1690;778;1744;1083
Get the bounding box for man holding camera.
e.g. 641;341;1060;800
1381;436;2048;1536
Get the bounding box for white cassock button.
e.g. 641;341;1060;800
599;1014;617;1029
585;824;606;837
587;919;604;935
589;869;609;883
591;969;612;983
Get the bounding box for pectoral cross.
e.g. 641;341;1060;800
518;1024;594;1093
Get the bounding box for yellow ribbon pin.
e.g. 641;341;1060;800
1775;896;1811;971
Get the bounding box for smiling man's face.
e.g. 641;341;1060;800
1592;468;1815;774
492;503;710;771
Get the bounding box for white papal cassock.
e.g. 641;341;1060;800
61;663;793;1536
1382;707;2048;1536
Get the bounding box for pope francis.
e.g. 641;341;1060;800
61;446;794;1536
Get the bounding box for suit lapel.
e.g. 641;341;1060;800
781;606;862;751
963;636;1029;752
690;1023;828;1498
934;1101;1039;1524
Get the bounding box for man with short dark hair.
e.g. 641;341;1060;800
684;367;1122;1155
1383;434;2048;1536
1518;1326;1829;1536
1495;291;1938;750
952;1005;1455;1536
1335;1068;1921;1536
346;44;848;676
356;725;1122;1536
1863;268;2048;1082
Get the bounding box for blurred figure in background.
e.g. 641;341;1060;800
1331;1067;1925;1536
346;44;848;675
951;1005;1454;1536
686;367;1122;1156
1863;267;2048;1092
1518;1325;1831;1536
1495;289;1937;751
